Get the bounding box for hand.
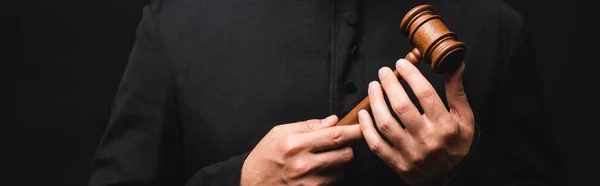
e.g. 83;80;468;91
358;59;474;185
241;115;363;186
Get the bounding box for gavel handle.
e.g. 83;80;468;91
335;48;421;126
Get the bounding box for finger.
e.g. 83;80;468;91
358;110;404;167
320;115;339;128
312;146;354;169
293;115;337;133
317;167;345;185
445;62;473;122
284;147;351;180
367;80;408;143
285;158;344;184
395;58;447;120
377;67;425;133
303;167;345;186
299;124;363;152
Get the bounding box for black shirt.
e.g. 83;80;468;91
88;0;562;185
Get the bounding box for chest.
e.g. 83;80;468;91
159;0;503;179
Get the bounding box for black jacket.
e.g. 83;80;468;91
88;0;562;185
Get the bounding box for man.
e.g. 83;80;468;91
88;0;562;185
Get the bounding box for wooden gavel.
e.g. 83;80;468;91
336;4;467;126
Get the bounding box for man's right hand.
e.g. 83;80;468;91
241;115;363;186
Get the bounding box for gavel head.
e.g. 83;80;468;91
400;4;466;74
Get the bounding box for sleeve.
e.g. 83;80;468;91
442;5;564;186
87;3;249;186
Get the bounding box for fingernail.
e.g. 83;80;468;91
324;115;335;124
359;110;369;121
396;59;407;68
378;67;388;78
368;81;376;93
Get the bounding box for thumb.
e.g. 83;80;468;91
445;62;472;121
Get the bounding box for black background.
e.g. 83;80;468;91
18;0;577;185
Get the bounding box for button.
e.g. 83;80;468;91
345;13;358;26
343;81;357;93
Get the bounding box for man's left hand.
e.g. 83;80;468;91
358;59;474;186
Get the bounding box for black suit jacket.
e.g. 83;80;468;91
89;0;562;185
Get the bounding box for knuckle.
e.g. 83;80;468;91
396;162;412;173
286;159;310;178
379;76;390;86
376;119;394;133
303;119;319;130
452;87;466;97
409;150;425;166
377;122;391;133
424;140;443;154
281;138;303;156
329;129;344;145
392;101;411;115
412;154;425;166
433;114;452;126
380;77;394;88
417;87;437;100
441;124;460;139
430;113;445;124
369;143;382;154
